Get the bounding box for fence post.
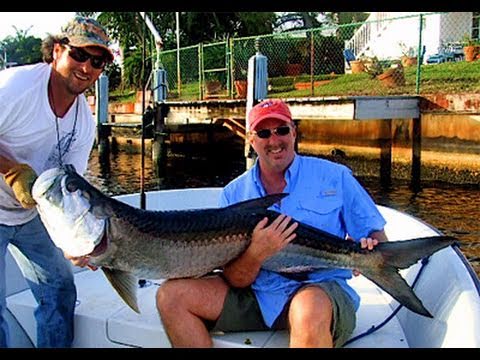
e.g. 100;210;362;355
152;68;168;103
310;29;315;97
229;38;234;99
95;72;109;159
415;14;424;94
245;37;269;170
152;67;168;180
226;35;231;98
176;12;181;97
198;43;204;100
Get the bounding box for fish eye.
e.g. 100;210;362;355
65;180;79;193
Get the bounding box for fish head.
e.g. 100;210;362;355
32;165;107;257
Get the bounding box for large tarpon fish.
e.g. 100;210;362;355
32;165;456;317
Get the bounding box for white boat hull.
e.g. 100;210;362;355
5;188;480;348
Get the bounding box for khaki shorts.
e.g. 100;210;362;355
207;281;356;348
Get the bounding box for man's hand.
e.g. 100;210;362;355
3;163;38;209
63;252;98;271
352;237;379;276
222;214;298;288
248;214;298;263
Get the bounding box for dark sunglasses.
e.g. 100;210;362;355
252;125;292;139
65;44;108;70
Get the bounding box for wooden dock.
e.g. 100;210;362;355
99;95;423;188
97;93;480;188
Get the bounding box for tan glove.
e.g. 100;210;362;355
3;163;38;209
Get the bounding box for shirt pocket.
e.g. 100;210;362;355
296;195;343;236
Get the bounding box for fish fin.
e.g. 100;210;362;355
362;266;433;318
101;267;140;313
362;235;456;318
226;193;288;212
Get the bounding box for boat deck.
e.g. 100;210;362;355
7;268;409;348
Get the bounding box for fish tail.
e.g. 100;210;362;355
361;235;457;318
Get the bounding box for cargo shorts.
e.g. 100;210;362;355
207;280;356;348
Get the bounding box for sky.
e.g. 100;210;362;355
0;12;76;40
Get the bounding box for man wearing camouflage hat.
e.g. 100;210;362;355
0;16;113;347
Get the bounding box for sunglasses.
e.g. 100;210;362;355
252;125;292;139
65;45;108;70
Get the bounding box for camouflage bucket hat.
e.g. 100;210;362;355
61;16;114;62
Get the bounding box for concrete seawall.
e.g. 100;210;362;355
295;114;480;184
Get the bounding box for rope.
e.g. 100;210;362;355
343;256;430;347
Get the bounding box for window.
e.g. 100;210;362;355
472;12;480;40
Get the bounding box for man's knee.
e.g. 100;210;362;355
289;286;333;329
156;280;182;312
291;283;356;348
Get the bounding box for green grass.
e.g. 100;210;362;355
271;61;480;97
167;82;204;101
109;89;136;103
415;61;480;93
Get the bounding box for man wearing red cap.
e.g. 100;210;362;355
157;99;387;348
0;16;113;347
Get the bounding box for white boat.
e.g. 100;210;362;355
5;187;480;348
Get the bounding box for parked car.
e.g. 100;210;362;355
426;53;452;64
427;42;464;64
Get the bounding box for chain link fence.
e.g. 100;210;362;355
159;12;480;101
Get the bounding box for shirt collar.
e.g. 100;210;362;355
251;154;300;195
251;157;265;196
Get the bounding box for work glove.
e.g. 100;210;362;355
3;163;38;209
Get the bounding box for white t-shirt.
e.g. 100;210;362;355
0;63;96;225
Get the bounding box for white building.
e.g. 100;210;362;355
346;12;477;62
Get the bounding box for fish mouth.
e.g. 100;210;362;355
90;230;109;257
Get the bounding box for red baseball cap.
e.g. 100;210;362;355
248;99;293;131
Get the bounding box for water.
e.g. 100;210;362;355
84;148;480;279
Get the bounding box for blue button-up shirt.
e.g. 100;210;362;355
219;154;386;327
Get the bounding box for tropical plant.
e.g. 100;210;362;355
76;12;279;92
399;41;417;57
462;33;480;47
358;56;383;78
0;27;42;67
104;61;122;91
